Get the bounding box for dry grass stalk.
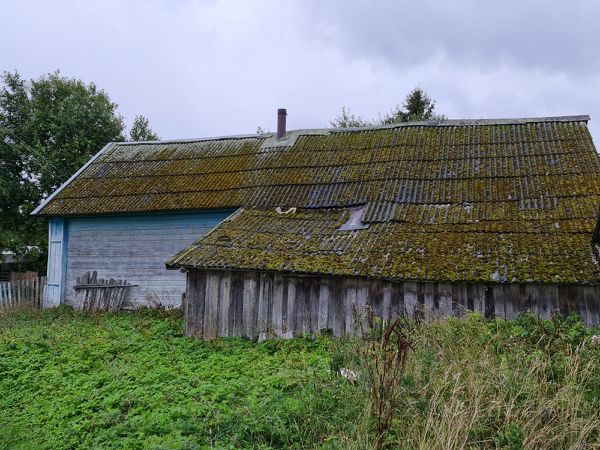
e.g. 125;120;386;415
354;305;413;449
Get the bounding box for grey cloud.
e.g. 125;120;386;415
305;0;600;76
0;0;599;144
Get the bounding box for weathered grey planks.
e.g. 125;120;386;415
218;272;231;337
272;274;285;336
184;271;206;337
62;211;234;308
404;281;417;319
318;278;330;332
229;271;244;336
74;271;134;312
437;283;452;315
184;270;600;339
0;277;47;309
243;272;259;338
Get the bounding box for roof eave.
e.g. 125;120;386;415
593;206;600;245
161;263;600;285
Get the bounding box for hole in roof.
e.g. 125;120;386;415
337;205;369;231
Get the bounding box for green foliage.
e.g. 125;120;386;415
25;72;126;197
0;71;125;268
494;423;525;449
380;87;442;124
0;309;599;449
0;71;160;271
0;307;361;449
129;115;159;141
0;72;42;260
330;87;445;128
329;107;372;128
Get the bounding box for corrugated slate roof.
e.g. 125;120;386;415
166;207;600;283
35;137;267;215
36;115;600;283
35;116;600;217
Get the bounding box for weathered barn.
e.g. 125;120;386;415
35;114;600;335
166;116;600;337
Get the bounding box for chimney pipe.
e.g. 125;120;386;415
277;108;287;139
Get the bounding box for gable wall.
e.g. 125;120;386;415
48;210;235;308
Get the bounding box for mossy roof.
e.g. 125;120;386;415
166;207;600;283
36;116;600;283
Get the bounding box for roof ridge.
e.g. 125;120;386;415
328;115;590;133
115;134;272;146
113;115;590;146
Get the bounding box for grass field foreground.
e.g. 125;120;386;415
1;306;599;449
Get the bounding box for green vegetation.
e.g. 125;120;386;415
330;87;444;128
1;307;599;449
0;71;159;270
129;115;159;142
0;307;355;450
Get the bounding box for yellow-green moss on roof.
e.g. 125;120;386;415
36;117;600;217
167;207;600;284
36;116;600;283
37;137;266;215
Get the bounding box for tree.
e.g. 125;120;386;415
330;87;444;128
129;115;159;141
28;72;126;197
0;72;35;259
329;107;372;128
0;71;126;268
402;88;438;121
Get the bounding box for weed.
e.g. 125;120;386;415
353;306;413;449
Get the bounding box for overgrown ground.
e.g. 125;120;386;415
1;306;599;449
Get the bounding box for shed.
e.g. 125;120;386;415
32;136;265;307
166;116;600;337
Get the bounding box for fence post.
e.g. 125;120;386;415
42;277;47;308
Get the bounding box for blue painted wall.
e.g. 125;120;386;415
46;209;235;307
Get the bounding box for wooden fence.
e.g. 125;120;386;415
74;271;136;312
0;277;47;309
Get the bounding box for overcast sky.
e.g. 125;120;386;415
2;0;600;144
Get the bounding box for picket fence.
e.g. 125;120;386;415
0;277;47;309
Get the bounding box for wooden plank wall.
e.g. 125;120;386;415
184;270;600;339
62;210;235;308
46;218;66;307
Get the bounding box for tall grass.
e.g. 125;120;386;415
332;313;600;449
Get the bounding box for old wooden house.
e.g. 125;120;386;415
34;113;600;336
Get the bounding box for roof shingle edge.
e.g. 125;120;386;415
329;115;590;133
